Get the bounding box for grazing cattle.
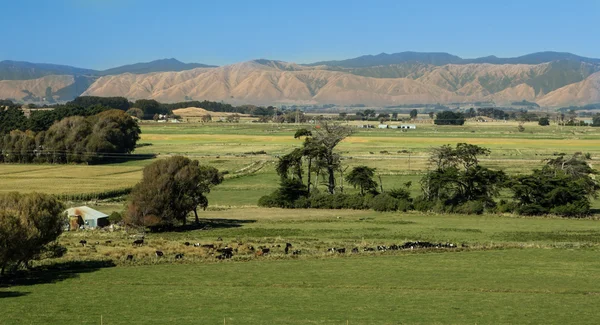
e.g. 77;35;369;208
336;248;346;254
292;250;301;255
126;255;134;261
79;240;87;246
377;245;387;251
193;243;200;247
216;247;234;259
284;243;292;254
351;247;359;253
363;247;375;252
327;247;336;253
216;237;223;241
105;240;112;244
175;253;184;259
132;238;144;246
184;242;190;246
261;248;270;255
388;244;399;250
155;250;164;257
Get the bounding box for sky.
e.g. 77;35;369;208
1;0;599;70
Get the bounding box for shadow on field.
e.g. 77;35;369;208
0;260;116;294
152;218;257;233
0;291;29;298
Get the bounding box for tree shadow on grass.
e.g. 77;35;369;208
0;260;116;296
151;218;257;233
0;291;29;298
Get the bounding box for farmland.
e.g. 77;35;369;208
2;119;600;324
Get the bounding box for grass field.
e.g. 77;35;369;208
2;208;600;324
2;120;600;324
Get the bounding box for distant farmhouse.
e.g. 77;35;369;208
373;124;417;130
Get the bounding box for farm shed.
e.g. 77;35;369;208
65;206;109;229
400;124;417;129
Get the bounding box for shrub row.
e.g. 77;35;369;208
258;191;413;212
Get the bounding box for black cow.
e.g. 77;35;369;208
284;243;292;254
351;247;359;253
126;254;134;261
336;248;346;254
132;238;144;246
184;242;190;246
155;250;164;257
292;250;301;255
79;240;87;246
175;253;184;259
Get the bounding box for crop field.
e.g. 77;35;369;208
2;119;600;324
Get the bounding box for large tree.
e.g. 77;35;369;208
510;153;599;217
345;166;378;196
125;156;222;228
434;111;465;125
0;192;66;276
311;122;353;194
420;143;506;210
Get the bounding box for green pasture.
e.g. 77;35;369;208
3;120;600;324
2;206;600;324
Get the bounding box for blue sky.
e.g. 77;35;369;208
1;0;599;69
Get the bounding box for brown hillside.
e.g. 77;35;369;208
172;107;249;117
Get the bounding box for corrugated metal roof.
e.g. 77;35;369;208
65;206;109;220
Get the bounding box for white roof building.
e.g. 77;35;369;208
65;206;109;228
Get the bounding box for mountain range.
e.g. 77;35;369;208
1;52;600;107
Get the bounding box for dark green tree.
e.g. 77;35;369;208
345;166;378;195
125;156;222;228
434;111;465;125
510;153;599;217
409;109;418;119
420;143;506;211
538;116;550;126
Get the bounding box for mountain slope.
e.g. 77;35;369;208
99;58;217;76
309;51;600;68
538;71;600;106
0;75;76;101
81;59;600;106
310;52;463;67
0;60;96;81
0;58;217;81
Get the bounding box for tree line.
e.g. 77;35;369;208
0;110;140;164
258;123;599;217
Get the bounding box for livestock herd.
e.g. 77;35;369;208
78;237;459;263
